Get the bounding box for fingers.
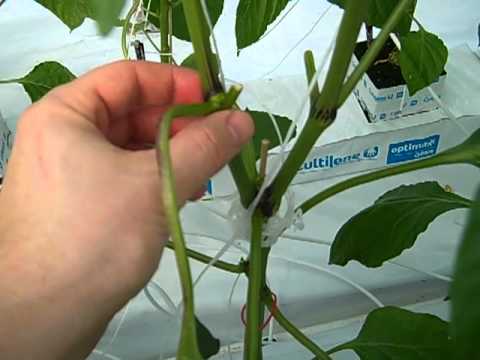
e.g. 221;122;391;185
45;61;203;141
169;110;254;204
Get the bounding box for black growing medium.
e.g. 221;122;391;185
354;38;446;90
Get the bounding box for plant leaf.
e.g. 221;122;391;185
88;0;126;35
196;317;220;358
399;29;448;96
235;0;290;51
330;181;471;267
329;306;451;359
181;53;220;75
247;109;295;160
450;187;480;359
145;0;224;42
35;0;91;30
327;0;415;34
14;62;76;102
367;0;416;35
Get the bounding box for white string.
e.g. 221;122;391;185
143;0;153;32
388;261;452;282
105;300;133;355
92;349;123;360
226;273;242;359
258;0;301;42
279;232;453;283
272;255;384;307
199;0;226;88
127;0;144;58
260;5;333;79
199;202;229;220
389;33;469;136
192;238;237;289
144;281;177;316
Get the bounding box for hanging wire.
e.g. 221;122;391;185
258;0;301;42
260;4;333;79
199;0;226;88
272;255;384;307
92;349;123;360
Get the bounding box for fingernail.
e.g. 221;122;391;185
227;112;253;145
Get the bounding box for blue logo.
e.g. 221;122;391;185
300;146;380;172
387;135;440;165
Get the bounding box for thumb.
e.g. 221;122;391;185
170;110;254;204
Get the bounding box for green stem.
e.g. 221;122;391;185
299;150;463;214
165;242;246;274
0;78;20;85
304;50;321;113
181;0;222;95
263;290;332;360
143;30;162;55
338;0;415;106
157;87;242;359
181;0;257;208
121;0;141;59
269;0;368;207
244;211;267;360
160;0;172;63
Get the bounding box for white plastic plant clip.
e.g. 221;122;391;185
263;190;303;247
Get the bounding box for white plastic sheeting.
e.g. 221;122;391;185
1;1;479;359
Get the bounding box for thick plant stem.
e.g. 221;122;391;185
181;0;222;94
269;0;368;207
339;0;415;106
166;242;246;274
244;211;267;360
182;0;257;208
263;290;332;360
157;87;241;359
159;0;172;63
298;149;471;214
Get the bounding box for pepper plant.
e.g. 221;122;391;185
2;0;480;359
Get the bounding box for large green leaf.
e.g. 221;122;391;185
399;29;448;96
247;109;295;160
327;0;415;34
35;0;91;30
145;0;224;42
330;182;472;267
0;62;76;103
196;317;220;358
329;306;451;359
88;0;126;35
235;0;290;51
35;0;123;33
450;187;480;359
181;53;220;75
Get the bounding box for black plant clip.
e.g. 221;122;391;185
133;40;146;61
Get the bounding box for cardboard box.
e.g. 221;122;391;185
351;54;447;123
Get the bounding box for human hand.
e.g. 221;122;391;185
0;61;253;359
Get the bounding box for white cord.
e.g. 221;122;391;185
261;5;332;79
199;0;226;88
104;300;132;357
389;33;468;135
272;255;384;307
144;281;177;316
92;349;123;360
280;232;453;283
388;260;453;282
258;0;301;42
